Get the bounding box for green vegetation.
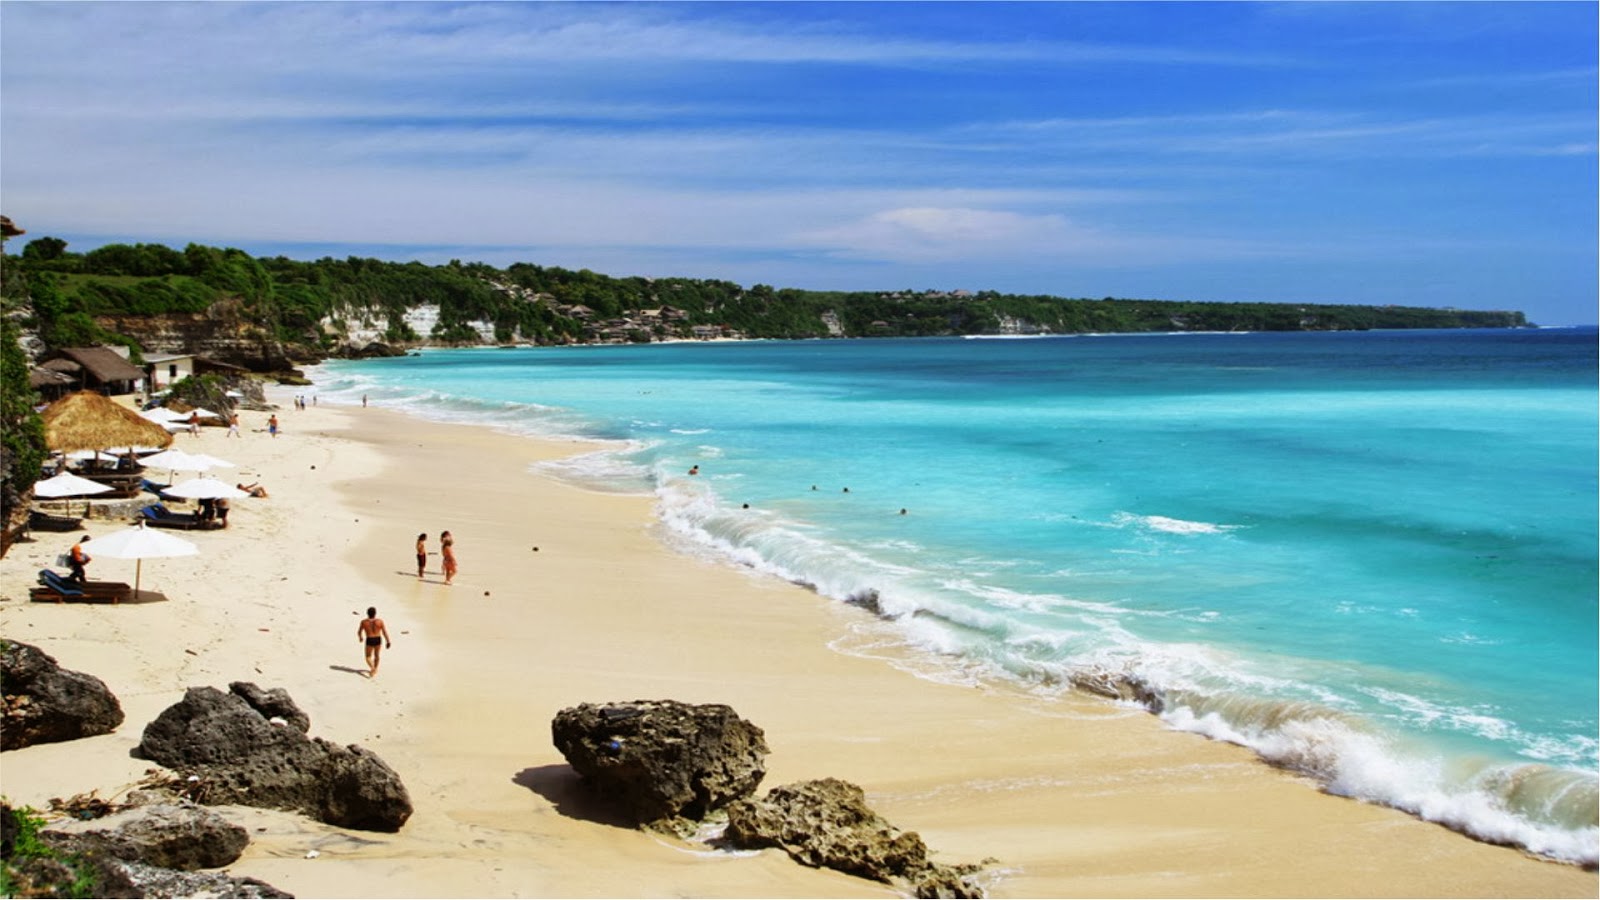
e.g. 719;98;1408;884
10;236;1530;363
0;805;99;898
1;236;49;531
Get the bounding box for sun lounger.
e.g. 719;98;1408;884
30;569;133;604
27;509;84;532
138;503;222;531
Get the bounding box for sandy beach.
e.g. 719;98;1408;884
2;390;1593;899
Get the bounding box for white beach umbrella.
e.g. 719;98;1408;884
87;521;199;596
33;471;115;498
139;408;188;423
138;448;215;473
187;453;236;470
164;477;249;500
65;449;122;464
189;408;221;421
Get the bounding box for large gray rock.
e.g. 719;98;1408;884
3;803;290;899
551;700;768;829
724;778;984;899
1;639;125;751
43;800;248;870
100;860;294;899
137;683;411;832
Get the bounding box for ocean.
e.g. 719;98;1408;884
308;326;1599;865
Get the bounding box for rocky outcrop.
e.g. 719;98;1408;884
137;683;412;832
724;778;983;899
551;700;769;830
43;800;248;870
1;639;125;751
95;302;303;372
97;860;295;899
340;341;408;359
3;802;290;899
1067;668;1162;710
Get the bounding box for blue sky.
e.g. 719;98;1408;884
2;2;1595;324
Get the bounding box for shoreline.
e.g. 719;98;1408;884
1;392;1593;897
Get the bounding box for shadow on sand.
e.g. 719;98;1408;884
327;664;370;678
513;764;636;829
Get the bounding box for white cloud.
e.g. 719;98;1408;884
799;207;1095;263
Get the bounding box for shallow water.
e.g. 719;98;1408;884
312;326;1599;864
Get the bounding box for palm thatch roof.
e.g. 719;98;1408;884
29;367;75;388
42;391;174;453
55;348;145;384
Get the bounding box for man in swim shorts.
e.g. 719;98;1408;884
358;606;391;678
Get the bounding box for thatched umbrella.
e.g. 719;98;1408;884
42;391;174;455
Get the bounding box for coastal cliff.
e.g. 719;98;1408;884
6;235;1532;373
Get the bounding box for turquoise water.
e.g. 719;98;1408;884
311;327;1598;864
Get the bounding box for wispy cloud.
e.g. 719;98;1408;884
1;2;1593;322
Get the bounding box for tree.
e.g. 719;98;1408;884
0;314;47;549
20;236;67;262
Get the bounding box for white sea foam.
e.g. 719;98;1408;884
1113;512;1240;535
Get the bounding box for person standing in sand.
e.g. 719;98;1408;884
358;607;391;678
268;414;279;438
67;535;92;584
227;412;240;438
416;533;428;578
440;530;457;585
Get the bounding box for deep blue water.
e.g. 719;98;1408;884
311;327;1598;864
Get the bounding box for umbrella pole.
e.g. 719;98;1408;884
134;559;142;600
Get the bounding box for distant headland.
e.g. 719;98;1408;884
3;232;1528;378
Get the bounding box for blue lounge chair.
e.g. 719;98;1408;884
30;569;132;603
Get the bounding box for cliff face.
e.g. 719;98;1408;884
95;301;307;372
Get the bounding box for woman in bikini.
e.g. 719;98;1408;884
440;530;457;585
416;533;428;579
358;607;391;678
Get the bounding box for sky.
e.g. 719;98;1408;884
2;2;1595;325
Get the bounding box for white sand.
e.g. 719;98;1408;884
2;392;1592;898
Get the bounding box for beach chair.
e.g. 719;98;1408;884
30;569;133;604
27;509;84;532
138;503;220;531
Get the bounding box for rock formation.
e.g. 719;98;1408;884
43;798;249;871
551;700;769;830
3;801;290;899
1;639;125;751
724;778;983;899
137;683;412;832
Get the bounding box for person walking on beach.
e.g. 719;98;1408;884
440;530;457;585
358;607;391;678
268;414;279;438
187;411;201;436
416;533;428;578
67;536;91;584
362;394;368;408
227;412;240;438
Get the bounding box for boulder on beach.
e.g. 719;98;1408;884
551;699;769;830
137;683;412;832
1;639;125;751
3;802;291;899
43;798;249;871
724;778;984;899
